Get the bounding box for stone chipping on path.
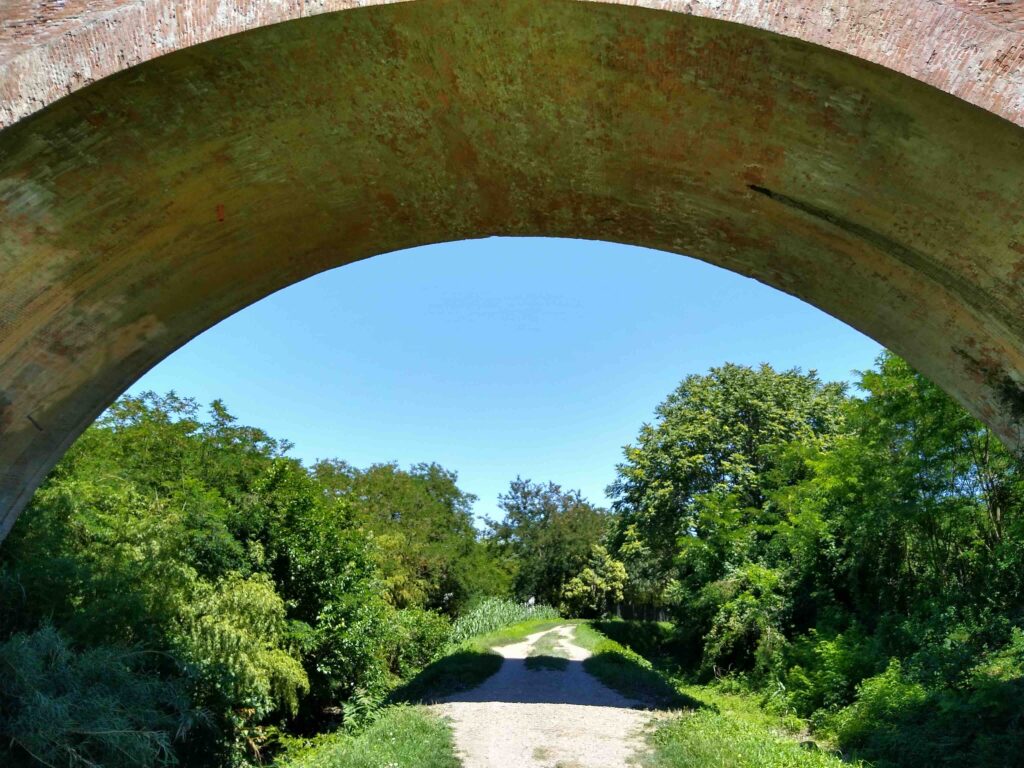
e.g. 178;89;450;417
432;624;655;768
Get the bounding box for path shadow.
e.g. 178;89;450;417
389;650;502;705
393;650;701;711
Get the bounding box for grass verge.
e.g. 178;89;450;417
643;710;859;768
579;620;861;766
276;706;459;768
571;622;695;708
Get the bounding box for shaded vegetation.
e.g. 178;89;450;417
572;623;693;708
388;650;503;704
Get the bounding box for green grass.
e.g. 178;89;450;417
392;618;563;702
644;710;859;768
577;621;858;766
571;622;694;708
525;629;570;671
276;706;459;768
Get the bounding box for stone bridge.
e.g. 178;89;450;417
1;0;1024;541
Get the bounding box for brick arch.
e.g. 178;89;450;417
1;0;1023;540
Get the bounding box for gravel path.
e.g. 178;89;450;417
432;625;653;768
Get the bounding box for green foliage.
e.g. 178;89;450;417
311;460;505;613
608;362;847;584
487;478;610;606
276;706;459;768
560;544;627;617
781;627;883;717
699;564;789;678
606;355;1024;767
339;689;384;734
817;638;1024;768
447;597;559;646
385;609;452;681
1;392;505;767
646;710;859;768
173;572;309;721
0;625;191;768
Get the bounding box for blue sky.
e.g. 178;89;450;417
131;237;882;522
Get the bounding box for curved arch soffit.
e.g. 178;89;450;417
1;0;1024;542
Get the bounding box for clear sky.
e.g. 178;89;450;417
130;237;882;522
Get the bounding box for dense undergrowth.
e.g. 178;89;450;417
0;392;547;768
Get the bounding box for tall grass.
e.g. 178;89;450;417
646;711;860;768
447;598;558;646
276;707;458;768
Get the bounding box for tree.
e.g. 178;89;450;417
487;478;609;606
607;363;847;602
311;460;504;613
560;545;627;618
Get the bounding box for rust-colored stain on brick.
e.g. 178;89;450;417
0;0;1023;542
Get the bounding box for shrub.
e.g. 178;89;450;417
820;636;1024;768
0;625;192;768
824;659;927;755
385;608;451;680
699;565;789;678
782;627;884;717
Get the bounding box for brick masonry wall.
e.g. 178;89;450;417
1;0;1023;128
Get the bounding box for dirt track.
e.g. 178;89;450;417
433;625;653;768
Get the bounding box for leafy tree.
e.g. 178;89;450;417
487;478;610;606
607;363;847;615
311;461;503;613
0;393;483;767
560;545;627;618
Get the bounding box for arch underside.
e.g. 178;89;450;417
1;0;1024;540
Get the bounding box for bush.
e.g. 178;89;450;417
825;659;927;747
0;625;192;768
782;627;884;717
385;609;451;680
820;637;1024;768
447;598;558;646
699;565;789;678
